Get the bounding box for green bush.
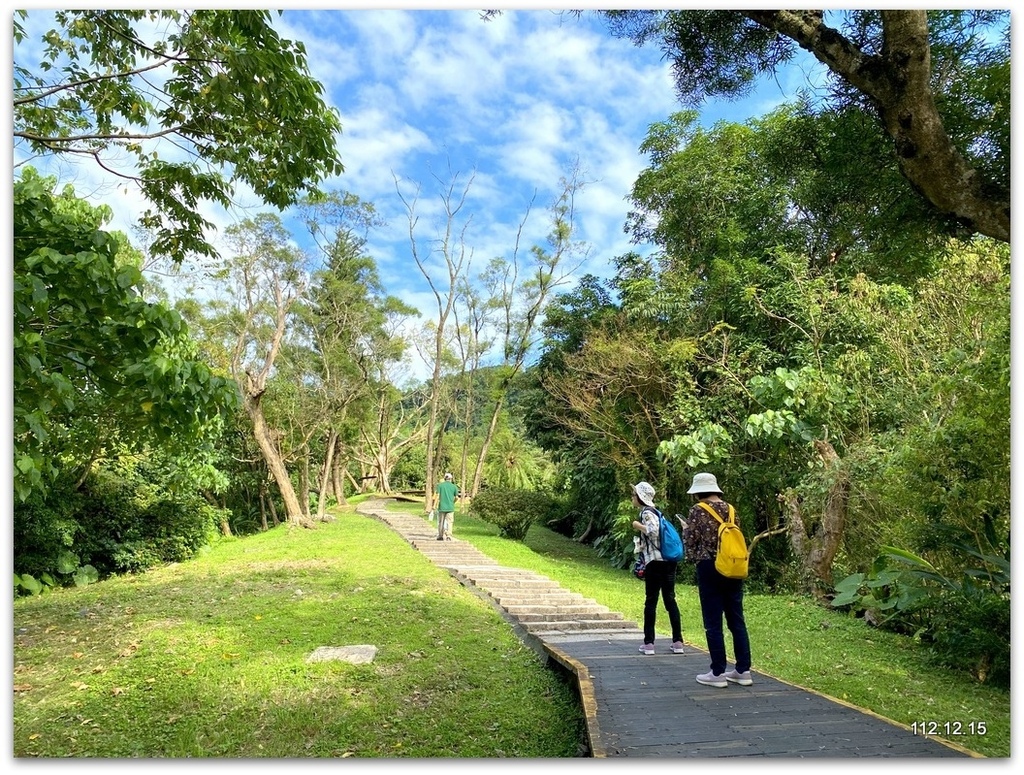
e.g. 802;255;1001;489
14;467;223;585
143;499;221;563
470;487;561;541
831;544;1010;687
925;588;1010;687
12;477;84;578
75;473;221;574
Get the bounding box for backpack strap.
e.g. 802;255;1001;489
640;506;662;528
697;501;734;524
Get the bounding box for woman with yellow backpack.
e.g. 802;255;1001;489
682;472;753;688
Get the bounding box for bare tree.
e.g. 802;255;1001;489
469;163;591;497
451;278;495;501
395;163;475;512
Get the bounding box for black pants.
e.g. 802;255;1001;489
696;559;751;674
642;560;682;644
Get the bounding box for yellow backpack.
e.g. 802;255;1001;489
697;502;749;579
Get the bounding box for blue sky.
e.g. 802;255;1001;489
11;5;823;382
273;8;815;318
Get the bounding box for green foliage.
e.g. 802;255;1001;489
600;498;649;571
389;444;428;492
469;488;563;541
832;543;1009;686
604;9;1009;244
14;9;344;263
534;108;1009;605
13;169;239;502
14;549;99;597
14;573;44;596
482;428;555;490
658;422;733;468
11;478;82;575
625;107;948;288
534;450;625;563
14;464;222;584
834;240;1009;572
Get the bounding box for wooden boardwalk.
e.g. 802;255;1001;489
359;500;981;759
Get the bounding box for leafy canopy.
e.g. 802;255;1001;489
13;9;344;263
13;168;239;501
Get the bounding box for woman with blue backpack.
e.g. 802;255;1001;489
630;480;685;656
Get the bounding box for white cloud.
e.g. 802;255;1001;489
13;7;810;383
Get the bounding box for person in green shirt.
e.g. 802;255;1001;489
434;472;460;541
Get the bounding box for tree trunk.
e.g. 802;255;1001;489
332;442;348;504
267;488;279;527
317;429;339;518
299;444;311;519
246;395;310;527
423;402;437;513
345;468;362;496
781;439;850;597
259;486;269;531
472;394;506;497
746;9;1009;243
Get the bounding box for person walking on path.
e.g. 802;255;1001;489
631;481;685;656
434;472;460;541
683;472;753;688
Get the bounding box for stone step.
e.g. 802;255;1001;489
411;540;491;552
520;618;637;634
499;601;610;614
488;593;591;606
504;608;624;623
466;580;564;592
460;571;557;582
359;500;643;642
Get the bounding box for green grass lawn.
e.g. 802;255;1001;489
12;498;584;758
13;496;1010;758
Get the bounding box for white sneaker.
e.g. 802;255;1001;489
696;671;727;688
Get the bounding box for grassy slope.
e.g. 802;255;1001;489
13;497;1009;758
13;499;584;758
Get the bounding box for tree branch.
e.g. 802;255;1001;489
744;9;1009;242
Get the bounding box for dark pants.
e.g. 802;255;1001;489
696;559;751;675
643;560;682;644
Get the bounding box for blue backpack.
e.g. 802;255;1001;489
649;508;684;562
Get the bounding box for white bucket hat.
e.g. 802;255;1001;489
444;472;453;481
633;481;656;508
687;472;723;495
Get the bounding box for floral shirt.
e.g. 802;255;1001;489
637;507;664;564
683;499;735;563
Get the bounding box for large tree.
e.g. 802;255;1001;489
299;192;417;513
602;9;1009;243
13;9;344;263
395;165;475;512
210;214;311;525
13;168;238;501
627;106;950;287
468;165;590;499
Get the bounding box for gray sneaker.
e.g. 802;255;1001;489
696;671;727;688
724;669;753;686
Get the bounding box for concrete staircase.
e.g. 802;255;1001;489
361;500;641;640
